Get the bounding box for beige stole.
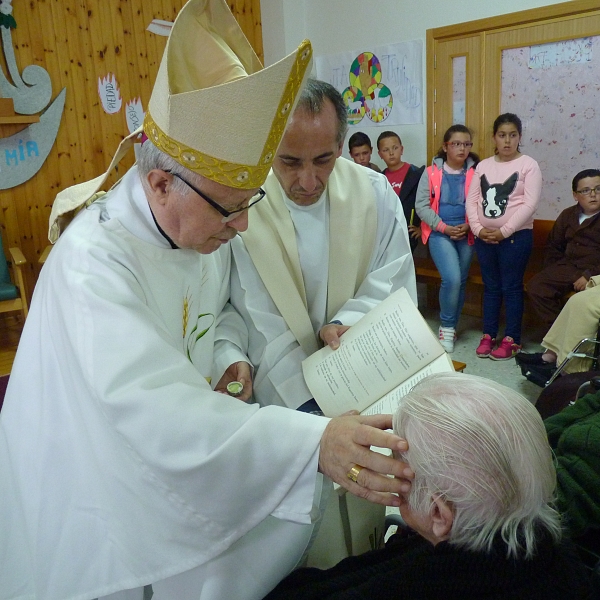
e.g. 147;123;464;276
241;157;377;357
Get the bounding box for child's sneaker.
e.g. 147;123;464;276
490;336;521;361
438;326;456;353
476;334;496;358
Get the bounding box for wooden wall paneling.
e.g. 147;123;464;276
2;4;41;290
0;0;262;302
43;1;77;196
89;1;124;176
0;124;21;252
123;1;154;123
251;0;264;63
25;3;55;269
56;2;97;183
229;0;264;63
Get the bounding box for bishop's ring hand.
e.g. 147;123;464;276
346;464;364;484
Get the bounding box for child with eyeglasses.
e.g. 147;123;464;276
525;168;600;326
415;124;479;352
466;113;542;361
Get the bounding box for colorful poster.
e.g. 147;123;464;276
316;40;423;126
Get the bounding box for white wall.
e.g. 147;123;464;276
260;0;573;167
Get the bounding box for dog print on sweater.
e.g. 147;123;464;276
480;173;518;218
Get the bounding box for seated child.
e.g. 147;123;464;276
518;275;600;377
377;131;424;252
527;168;600;324
348;131;381;172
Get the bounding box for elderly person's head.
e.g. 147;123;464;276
392;373;561;558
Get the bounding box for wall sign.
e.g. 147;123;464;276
98;73;122;115
0;0;66;190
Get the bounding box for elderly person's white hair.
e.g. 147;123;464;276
392;372;561;558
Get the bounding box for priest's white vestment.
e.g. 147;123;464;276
0;167;328;600
223;158;417;409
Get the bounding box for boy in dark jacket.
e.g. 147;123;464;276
528;168;600;324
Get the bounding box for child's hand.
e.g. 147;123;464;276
447;223;470;240
408;225;421;240
479;228;503;244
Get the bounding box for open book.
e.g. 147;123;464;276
302;288;454;417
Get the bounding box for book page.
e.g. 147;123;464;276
360;354;455;415
302;288;444;417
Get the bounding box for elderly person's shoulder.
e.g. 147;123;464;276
265;527;592;600
264;373;596;600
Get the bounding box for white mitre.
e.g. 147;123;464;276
48;0;313;242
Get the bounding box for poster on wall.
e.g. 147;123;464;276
315;40;423;127
501;36;600;220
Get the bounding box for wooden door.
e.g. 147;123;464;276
428;36;482;160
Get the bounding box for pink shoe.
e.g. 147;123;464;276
476;334;496;358
489;336;522;361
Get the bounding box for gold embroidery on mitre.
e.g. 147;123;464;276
143;40;313;190
258;40;313;168
144;113;265;190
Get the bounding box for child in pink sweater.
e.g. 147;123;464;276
466;113;542;360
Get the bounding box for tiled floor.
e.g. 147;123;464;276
417;284;546;405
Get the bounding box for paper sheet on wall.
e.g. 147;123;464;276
315;40;423;126
501;35;600;219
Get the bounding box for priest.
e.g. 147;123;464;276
225;79;417;411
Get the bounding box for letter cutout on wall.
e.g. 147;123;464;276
0;0;66;190
98;73;123;115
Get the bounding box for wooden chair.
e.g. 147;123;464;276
0;232;28;322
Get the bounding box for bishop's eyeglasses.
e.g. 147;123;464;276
167;171;266;223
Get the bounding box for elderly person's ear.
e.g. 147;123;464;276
430;494;453;541
146;170;171;201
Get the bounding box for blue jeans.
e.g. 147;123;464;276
474;229;533;344
429;232;474;328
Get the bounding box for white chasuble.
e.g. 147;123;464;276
0;167;328;600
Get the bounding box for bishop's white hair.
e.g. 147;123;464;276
392;372;561;558
137;140;199;196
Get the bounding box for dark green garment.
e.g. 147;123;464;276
545;389;600;537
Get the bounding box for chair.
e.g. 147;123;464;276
545;321;600;386
0;231;28;322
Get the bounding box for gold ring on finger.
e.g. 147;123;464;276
346;464;364;483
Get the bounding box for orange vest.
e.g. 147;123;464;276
420;163;475;245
